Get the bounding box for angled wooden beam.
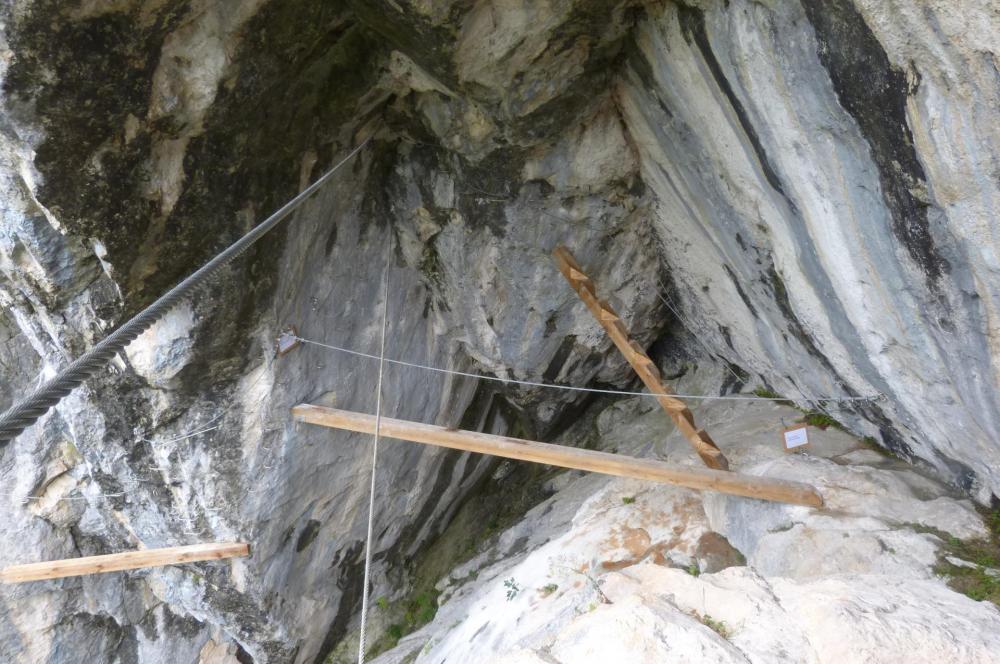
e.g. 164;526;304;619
1;542;250;584
553;246;729;470
293;405;823;507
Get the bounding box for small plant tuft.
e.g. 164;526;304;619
385;624;404;642
621;496;636;505
913;510;1000;607
539;583;559;597
801;411;845;431
752;387;792;406
365;589;441;658
987;506;1000;539
693;611;730;638
504;577;520;601
687;563;700;577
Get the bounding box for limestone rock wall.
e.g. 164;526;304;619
0;0;996;662
619;0;1000;501
370;375;1000;663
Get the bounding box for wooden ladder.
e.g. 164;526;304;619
553;246;729;470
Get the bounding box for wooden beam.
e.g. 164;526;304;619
1;542;250;584
553;246;729;470
293;405;823;507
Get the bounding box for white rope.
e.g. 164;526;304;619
358;236;392;663
292;335;882;404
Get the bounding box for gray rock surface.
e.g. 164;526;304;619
372;376;999;663
0;0;996;661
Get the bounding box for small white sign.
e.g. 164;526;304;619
783;426;809;450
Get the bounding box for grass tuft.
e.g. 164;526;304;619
538;583;559;598
691;611;730;638
751;387;792;406
366;590;441;658
911;507;1000;607
801;411;845;431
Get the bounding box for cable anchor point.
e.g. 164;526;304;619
276;326;301;357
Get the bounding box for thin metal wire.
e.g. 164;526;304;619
651;281;747;387
140;420;222;444
457;188;872;409
292;336;881;404
654;277;864;419
358;235;392;663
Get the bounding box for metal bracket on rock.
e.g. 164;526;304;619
276;326;301;357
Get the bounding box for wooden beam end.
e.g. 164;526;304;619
699;450;730;471
552;245;579;267
1;542;252;584
291;404;316;421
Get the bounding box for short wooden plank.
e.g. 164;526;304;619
0;542;250;584
553;246;730;470
293;405;823;508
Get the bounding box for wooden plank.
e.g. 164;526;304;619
293;405;823;508
553;246;730;470
1;542;250;584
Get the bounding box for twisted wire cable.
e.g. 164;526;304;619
0;135;372;445
357;234;392;664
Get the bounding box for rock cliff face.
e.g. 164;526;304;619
372;376;999;663
0;1;997;662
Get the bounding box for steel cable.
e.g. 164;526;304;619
0;134;372;444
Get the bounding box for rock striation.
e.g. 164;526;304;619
0;0;996;661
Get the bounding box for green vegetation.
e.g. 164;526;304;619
504;577;520;601
751;387;793;406
989;507;1000;537
800;410;845;431
384;624;403;644
539;583;559;597
751;387;850;432
693;612;731;638
935;549;1000;605
686;563;700;577
751;387;784;400
349;403;614;660
366;590;441;658
912;507;1000;607
621;496;636;505
356;419;561;659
